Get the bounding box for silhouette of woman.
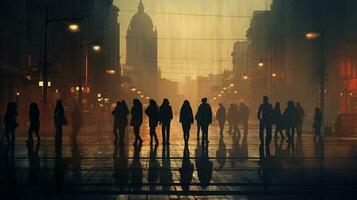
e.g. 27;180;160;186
27;102;40;144
159;98;173;145
216;103;226;134
54;100;66;147
179;100;194;145
131;99;143;145
4;102;18;145
113;101;129;145
145;99;160;145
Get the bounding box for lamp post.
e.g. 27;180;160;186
306;31;325;128
42;6;82;107
79;40;101;110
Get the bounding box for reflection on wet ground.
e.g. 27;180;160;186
1;122;357;199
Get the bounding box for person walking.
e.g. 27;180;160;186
54;100;67;148
118;101;129;145
179;100;194;145
283;101;297;143
227;104;236;134
159;98;173;145
216;103;226;134
4;102;18;145
112;102;121;145
71;106;82;136
296;102;305;136
145;99;160;145
273;102;284;139
195;98;212;144
27;102;40;144
257;96;273;145
313;107;323;141
239;103;250;134
131;99;143;145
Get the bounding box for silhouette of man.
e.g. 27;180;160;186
273;102;284;139
145;99;160;145
296;102;305;136
131;99;143;145
313;107;323;141
228;104;239;134
27;102;40;144
54;100;66;148
4;102;18;145
283;101;298;143
159;98;173;145
239;103;249;134
179;100;194;145
216;103;226;134
196;98;212;143
257;96;273;145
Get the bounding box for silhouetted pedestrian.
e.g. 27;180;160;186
131;99;143;145
71;106;82;136
273;102;284;139
283;101;297;143
313;107;323;141
113;101;129;145
145;99;160;145
180;100;194;145
27;102;40;144
296;102;305;136
227;104;239;133
196;143;212;188
257;96;273;145
216;103;226;134
196;98;212;143
54;100;67;148
239;103;250;134
159;98;173;145
4;102;18;145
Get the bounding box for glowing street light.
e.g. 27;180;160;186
92;44;101;52
68;23;80;32
230;83;234;87
258;61;264;67
131;87;136;92
218;94;222;97
213;97;217;100
105;69;116;75
306;32;321;40
272;73;277;77
243;75;249;80
146;96;150;100
234;90;238;94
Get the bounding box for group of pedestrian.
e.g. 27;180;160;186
258;96;323;146
2;100;82;147
112;97;213;147
223;103;250;135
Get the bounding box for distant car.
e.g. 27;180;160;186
335;113;357;136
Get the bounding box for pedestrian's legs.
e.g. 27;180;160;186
162;124;166;145
119;126;125;144
266;124;272;145
259;122;265;145
197;122;200;139
10;128;16;145
27;127;33;143
243;120;248;134
167;122;171;145
4;128;11;144
113;127;118;144
35;126;40;141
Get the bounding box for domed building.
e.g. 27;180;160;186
126;0;159;98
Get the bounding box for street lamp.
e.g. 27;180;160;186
78;40;101;110
272;73;277;77
68;23;80;32
42;6;82;108
243;75;249;80
258;61;265;67
306;31;325;127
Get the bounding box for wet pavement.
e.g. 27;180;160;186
1;121;357;199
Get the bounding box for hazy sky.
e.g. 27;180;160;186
114;0;272;82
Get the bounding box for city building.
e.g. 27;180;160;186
126;0;159;99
